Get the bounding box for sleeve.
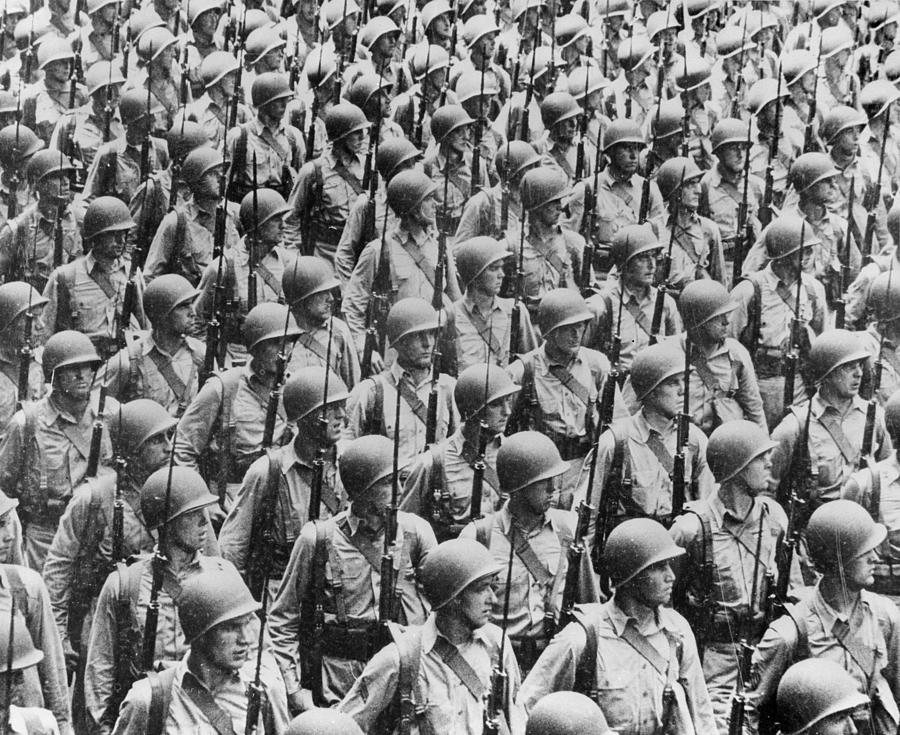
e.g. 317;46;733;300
515;620;587;716
173;376;223;468
0;223;17;282
84;570;123;730
399;451;434;518
690;429;715;499
648;181;666;223
98;348;133;405
337;320;362;389
875;407;893;462
0;413;25;499
454;192;488;246
516;302;540;356
677;622;716;735
341;241;379;354
27;572;72;735
845;263;880;330
768;412;800;495
744;618;799;735
217;458;265;576
283;162;316;250
41;270;61;337
81;147;110;206
191;258;220;323
342;380;374;445
444;247;463;302
740;232;770;277
141;213;177;283
733;342;767;430
110;677;152;735
335;194;368;286
336;642;402;731
727;280;755;341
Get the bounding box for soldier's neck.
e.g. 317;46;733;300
614;591;657;627
640;405;674;433
397;361;429;385
717;482;753;520
466;288;495;310
187;649;236;693
293;433;321;464
209;87;228;108
818;573;862;615
151;328;183;355
434;608;476;646
798;196;826;222
160;540;196;573
831;149;855;169
770;260;799;285
51;391;89;421
508;496;544;533
817;385;853;414
293;309;325;333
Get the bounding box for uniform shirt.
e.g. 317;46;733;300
844;454;900;565
184;94;252;148
454;184;525;245
857;326;900;407
268;510;435;701
604;75;654;130
503;220;582;305
7;706;58;735
493;89;544;145
447;293;538;372
338;614;523;735
649;210;726;293
422;148;486;231
593;168;665;247
226;116;303;192
81;136;169;206
831;155;890;254
390;86;441;150
699;165;764;246
23;80;87;145
72;27;115;67
334;188;395;286
0;204;84;290
748;122;799;200
285;316;361;391
517;599;717;735
860;123;900;199
0;350;45;443
49;104;124;172
846;252;895;330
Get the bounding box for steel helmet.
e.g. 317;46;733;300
347;73;394;114
868;269;900;322
455;236;511;289
188;0;223;25
630;341;684;401
541;92;582;130
251;72;293;108
179;147;224;189
199;50;240;90
136;26;177;63
745;78;789;114
418;538;501;609
511;0;547;22
710;118;750;152
43;330;101;381
617;34;657;71
497;430;569;494
242;303;302;351
885;49;900;81
323;0;361;28
867;0;900;30
567;65;608;101
820;106;867;145
656;156;703;201
304;48;338;89
684;0;718;18
706;420;776;483
244;27;286;66
598;0;629;16
140;466;219;530
520;168;569;210
421;0;453;29
143;274;198;322
762;215;821;260
885;390;900;439
37;36;74;69
716;24;755;59
239;188;290;235
806;499;886;571
282;366;350;423
360;15;400;49
812;0;847;17
119;88;165;126
678;279;736;330
789;152;840;193
0;282;47;326
410;44;450;80
555;13;589;47
808;329;870;383
650;99;686;140
430;104;475;143
746;10;779;38
114;399;177;455
166;122;210;166
324;102;369;142
455;70;501;103
496;140;541;182
387;170;438;215
0;612;42;672
285;709;365;735
820;26;853;58
860;79;900;119
25;150;74;185
675;56;712;93
177;558;260;642
602;517;685;586
128;7;165;42
601;119;645;152
781;50;818;88
610;224;661;267
386;297;441;344
82;196;134;241
538;288;592;335
239;6;271;34
454;363;520;420
645;10;679;41
281;256;340;304
0;125;43;170
777;659;869;735
376;138;420;181
84;60;126;95
339;435;396;497
462;14;500;48
526;692;611;735
517;46;564;84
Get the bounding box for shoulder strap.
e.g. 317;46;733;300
2;566;28;617
573;612;599;695
56;261;78;332
784;602;811;662
175;211;187;259
426;444;445;524
870;466;882;521
396;628;425;735
146;667;179;735
367;375;385;436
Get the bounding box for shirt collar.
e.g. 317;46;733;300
420;612;491;654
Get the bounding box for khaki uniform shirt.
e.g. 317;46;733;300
81;136;168;206
0;204;84;290
447;293;538;373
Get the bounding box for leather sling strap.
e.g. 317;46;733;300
296;330;341;375
398;237;437;291
623;298;653;337
146;347;191;404
459;438;501;495
464;302;505;360
332;160;364;195
397;374;429;427
816;410;858;464
508;523;553;587
547;364;592;407
430;637;485;701
180;671;238;735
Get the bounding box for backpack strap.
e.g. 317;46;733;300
146;666;179;735
365;375;386;436
56;261;79;333
2;565;28;618
396;627;425;735
573;608;599;696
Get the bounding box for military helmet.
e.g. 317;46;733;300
166;122;210;166
199;50;240;89
462;14;500;48
745;78;789;114
567;65;608;101
538;288;592;335
431;104;475;143
0;125;43;170
520;168;569;210
517;46;564;84
25;150;74;185
885;390;900;440
128;7;166;42
707;420;776;483
282;366;350;423
883;49;900;82
119;87;165;125
656;156;703;201
806;499;886;571
347;73;395;113
496;140;541;182
555;13;589;47
0;612;42;673
285;709;365;735
421;0;453;29
239;188;290;235
179;147;224;188
43;330;101;381
360;15;400;49
630;341;684;401
84;60;126;95
455;236;511;289
541;92;582;130
410;44;450;80
611;224;662;266
188;0;223;24
781;50;818;87
387;169;438;214
650;99;685;140
143;274;198;322
820;106;867;145
602;517;685;586
244;27;286;66
598;0;629;16
0;282;48;326
511;0;547;22
454;363;520;420
645;10;679;40
241;302;302;350
867;0;900;30
114;399;177;456
777;659;869;735
37;36;74;69
860;79;900;118
304;48;338;89
497;430;569;494
526;692;611;735
323;0;361;27
710;118;750;152
386;297;441;344
376;138;420;181
808;329;870;383
325;102;369;142
601;119;645;152
675;56;712;93
83;196;134;241
238;9;271;38
762;215;822;260
178;559;260;642
678;280;736;330
140;466;219;530
250;72;293;108
617;34;656;71
820;25;853;58
868;269;900;322
418;538;501;609
716;24;755;59
136;26;177;63
339;435;396;497
455;69;501;103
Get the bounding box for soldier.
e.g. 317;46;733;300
345;16;400;89
285;101;368;263
344;298;458;465
644;99;686;174
81;87;168;206
709;26;757;121
402;362;519;540
518;518;717;735
134;27;183;133
854;270;900;405
101;274;203;415
541;91;591;185
579;341;715;526
338;536;523;732
291;48;337;164
495;46;560;145
817;27;858;112
391;44;452;150
142;146;240;286
243;27;287;87
111;560;290;734
745;499;900;735
450;15;511;105
0;150;83;291
783;0;848;52
268;434;435;711
70;0;118;68
859;81;900;207
770;329;892;507
461;430;599;672
728;215;827;428
669;420;787;732
42;196;143;355
671;279;766;432
219;366;350;594
0;330;112;569
183;0;224;96
226;72;304;203
525;691;611;735
604;35;656;130
0;282;46;434
346;73;404;144
676;56;718;172
0;124;44;227
21;37;86;145
652;156;726;294
746;78;799;212
776;659;871;735
183;50;250;148
455;70;503;190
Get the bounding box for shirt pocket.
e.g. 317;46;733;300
630;468;667;514
594;669;638;730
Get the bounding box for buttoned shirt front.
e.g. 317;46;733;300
82;136;168;206
49;104;124;172
449;293;538;372
0;204;83;289
285;316;361;390
700;165;764;244
227;116;302;190
504;220;579;304
593;169;665;246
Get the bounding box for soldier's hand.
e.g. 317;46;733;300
370;351;385;374
63;638;79;676
287;689;315;717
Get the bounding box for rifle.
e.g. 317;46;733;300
15;283;34;411
508;217;527;366
469;358;493;523
247;155;259;313
861;262;893;466
579;137;603;293
758;63;783;228
85;359;109;478
484;529;515;735
309;316;334;521
361;210;392;379
304;48;325;164
802;38;822;153
834;175;854;328
730;16;751;119
732;118;753;285
680;56;691;158
781;240;804;419
376;382;403;650
333;0;351;103
650;169;684;344
424;158;449;446
199;148;230;387
228;8;247;132
412;44;432;148
671;336;691;518
244;578;268;735
52;194;65;269
862;101;893;261
470;61;487;193
517;24;540;141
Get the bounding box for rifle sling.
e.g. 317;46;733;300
337;516;390;574
508;523;554;587
464;303;506;361
146;347;192;404
623;298;653;337
332;160;364;195
459;439;500;494
255;261;281;297
180;670;238;735
430;637;485;701
547;364;592;407
816;410;858;465
529;236;567;278
397;375;430;427
397;237;437;292
296;329;341;376
690;349;728;394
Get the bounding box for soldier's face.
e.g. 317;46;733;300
823;359;864;400
411;192;436;227
395;329;436;370
343;129;368;157
54;363;97;401
169;507;211;552
217;71;237;98
475;32;496;59
298;0;317;21
431;12;452;37
299;290;335;325
553;117;577;146
304;400;346;445
628;559;676;608
546;320;586;357
198;168;224;200
261;50;283;72
535;198;563;227
812;711;859;735
737;449;772;494
258;217;284;248
679;178;701;209
479;394;513;435
471;260;505;297
169;302;195;336
608;143;640;177
38;173;71;207
453;575;496;629
352;479;392;532
840;547;877;591
91;230;127;260
807;177;838;206
695;312;729;346
717;143;746;175
9;304;46;348
199;613;256;673
252;338;289;374
0;511;15;561
44;59;71;84
647;373;684;419
624;250;659;289
138;429;173;472
519;476;557;515
374;33;398;59
446;125;472;156
193;9;221;36
262;98;289;124
833;126;861;156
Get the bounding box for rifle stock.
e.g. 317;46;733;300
671;337;691;518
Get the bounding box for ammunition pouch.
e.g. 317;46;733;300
544;431;591;461
303;623;378;662
310;222;345;246
753;348;784;379
510;635;550;672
